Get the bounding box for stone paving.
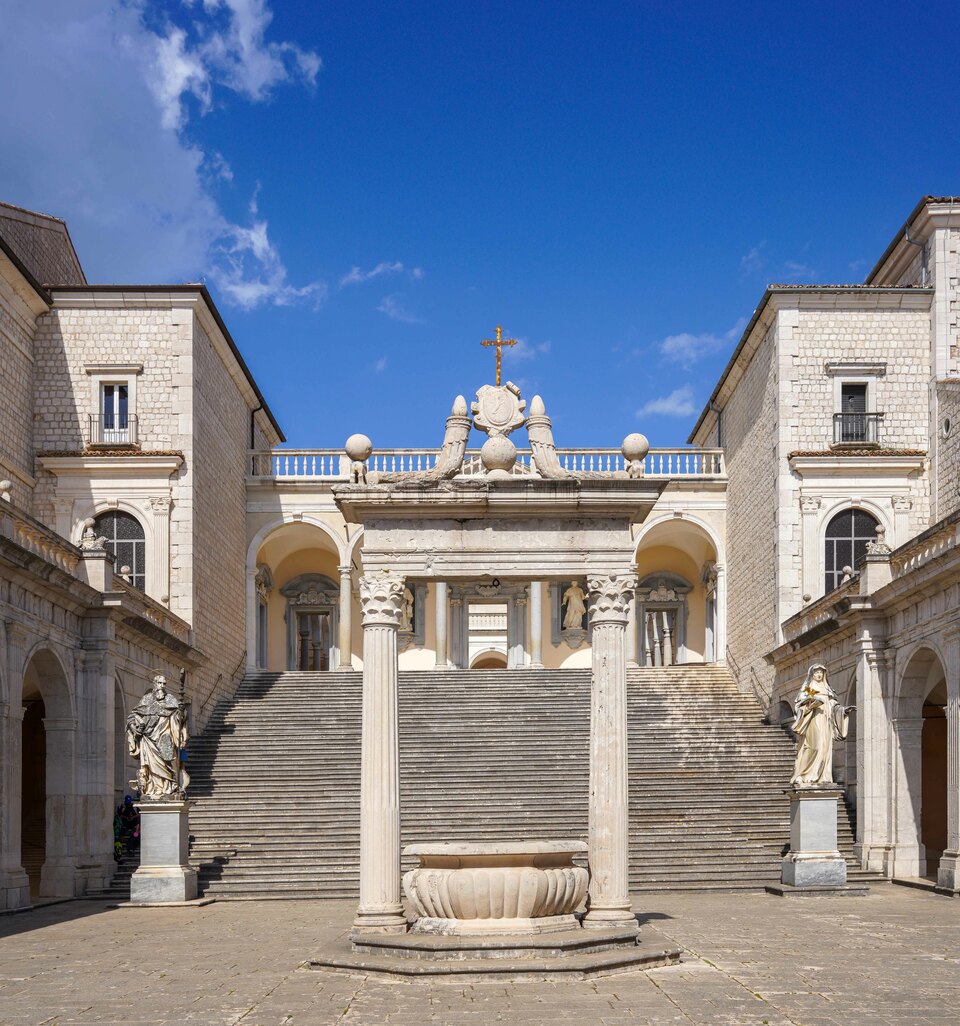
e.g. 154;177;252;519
0;886;957;1025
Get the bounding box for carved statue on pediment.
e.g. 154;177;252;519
561;582;587;629
790;664;854;787
126;674;190;800
399;586;415;632
79;519;107;551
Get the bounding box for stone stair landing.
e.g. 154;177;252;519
181;666;870;898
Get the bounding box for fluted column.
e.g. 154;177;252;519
529;581;544;669
148;496;172;605
625;590;638;667
354;571;407;934
434;581;448;668
337;565;353;670
583;572;637;931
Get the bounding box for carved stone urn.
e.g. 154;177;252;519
402;840;588;935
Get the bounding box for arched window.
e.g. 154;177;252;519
94;511;146;590
824;508;878;593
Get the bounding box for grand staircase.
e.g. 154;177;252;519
179;666;871;899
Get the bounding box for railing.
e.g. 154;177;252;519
111;576;192;643
89;414;139;447
832;412;882;446
249;446;726;481
0;497;80;573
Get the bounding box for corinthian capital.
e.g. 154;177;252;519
359;571;406;627
587;572;637;624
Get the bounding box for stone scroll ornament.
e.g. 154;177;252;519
587;573;637;622
422;396;472;481
126;673;190;800
358;571;406;626
790;664;854;787
525;395;569;479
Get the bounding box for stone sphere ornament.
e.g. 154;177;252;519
480;434;517;478
621;432;649;479
344;434;373;462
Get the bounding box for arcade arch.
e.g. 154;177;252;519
20;647;75;899
896;645;948;878
634;517;722;665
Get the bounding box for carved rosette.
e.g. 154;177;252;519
359;572;406;627
403;865;587;922
587;573;637;625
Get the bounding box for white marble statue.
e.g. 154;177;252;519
126;674;190;800
561;582;587;630
399;586;414;632
790;664;852;787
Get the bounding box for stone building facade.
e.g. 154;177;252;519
1;195;959;910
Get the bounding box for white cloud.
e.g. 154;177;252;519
657;319;745;369
741;241;765;276
505;338;551;362
0;1;321;307
374;355;388;372
781;260;817;281
636;386;698;418
339;261;405;288
377;293;422;324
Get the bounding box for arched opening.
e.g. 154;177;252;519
897;646;948;879
824;508;878;594
470;650;509;670
94;510;146;590
635;519;719;665
252;521;345;672
20;648;75;898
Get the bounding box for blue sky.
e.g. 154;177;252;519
1;1;957;448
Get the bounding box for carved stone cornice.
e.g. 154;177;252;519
359;572;405;628
587;573;637;624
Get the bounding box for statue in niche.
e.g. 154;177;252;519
399;586;415;632
126;673;190;800
561;582;587;630
790;664;853;787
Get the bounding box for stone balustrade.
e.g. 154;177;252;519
249;446;726;481
0;497;81;574
110;576;192;643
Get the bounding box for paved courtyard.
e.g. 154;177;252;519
0;885;957;1025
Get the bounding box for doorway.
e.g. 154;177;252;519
296;611;332;671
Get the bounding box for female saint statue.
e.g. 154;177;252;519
561;582;587;630
126;674;190;800
790;664;852;787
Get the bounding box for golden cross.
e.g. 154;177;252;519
480;325;518;386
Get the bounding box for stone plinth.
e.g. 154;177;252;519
402;841;588;936
781;786;848;888
130;800;197;903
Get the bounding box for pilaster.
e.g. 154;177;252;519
148;496;172;605
938;626;960;891
337;565;354;670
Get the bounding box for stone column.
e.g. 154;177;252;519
891;717;925;878
245;567;259;671
625;590;638;667
938;628;960;892
529;581;544;669
855;639;894;874
434;581;448;669
337;565;354;670
449;595;463;668
509;589;528;669
39;716;78;899
714;563;727;663
354;572;407;934
583;572;637;932
0;679;29;909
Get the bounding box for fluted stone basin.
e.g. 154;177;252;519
402;841;589;936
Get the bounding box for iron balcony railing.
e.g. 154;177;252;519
89;414;138;447
833;412;883;446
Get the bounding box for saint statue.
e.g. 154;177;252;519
126;674;190;800
790;664;852;787
561;582;587;630
399;586;414;632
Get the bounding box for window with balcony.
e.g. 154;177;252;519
85;364;141;448
824;507;878;593
833;382;882;445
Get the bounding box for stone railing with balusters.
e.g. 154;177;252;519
110;576;192;644
249;447;725;481
0;496;81;574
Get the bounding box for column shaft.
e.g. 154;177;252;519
529;581;544;669
338;566;353;670
434;581;448;669
583;573;636;932
354;573;406;933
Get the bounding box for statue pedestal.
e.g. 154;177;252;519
130;800;198;903
768;787;867;896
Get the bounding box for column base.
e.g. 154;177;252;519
0;868;30;911
352;906;408;935
131;866;198;903
581;908;639;934
781;852;847;888
856;842;895;875
40;860;77;900
937;850;960;892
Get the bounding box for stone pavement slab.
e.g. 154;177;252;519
0;887;956;1025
